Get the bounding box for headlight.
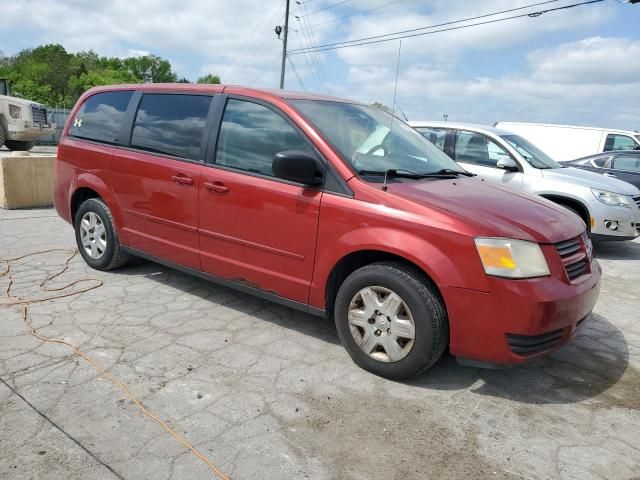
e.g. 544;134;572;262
474;237;550;279
9;104;22;119
591;188;630;208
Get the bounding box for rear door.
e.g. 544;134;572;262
607;154;640;189
452;130;524;189
110;92;214;269
198;96;323;303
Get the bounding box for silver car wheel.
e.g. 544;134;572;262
348;286;416;363
80;211;107;260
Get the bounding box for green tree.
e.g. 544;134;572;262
123;55;177;83
0;44;219;107
196;74;221;84
371;102;391;112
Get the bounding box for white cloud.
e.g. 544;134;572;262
528;36;640;84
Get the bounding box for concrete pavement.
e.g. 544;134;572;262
1;207;639;479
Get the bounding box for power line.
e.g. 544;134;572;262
311;0;409;28
296;2;330;92
224;1;282;80
290;0;603;54
305;0;353;15
292;0;562;52
300;2;331;92
287;56;307;89
294;28;325;91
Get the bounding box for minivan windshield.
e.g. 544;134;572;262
500;134;562;169
290;100;467;179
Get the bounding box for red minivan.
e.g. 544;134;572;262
54;84;601;379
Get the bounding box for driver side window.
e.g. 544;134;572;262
454;131;511;168
215;98;311;177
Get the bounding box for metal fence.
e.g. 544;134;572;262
35;107;71;145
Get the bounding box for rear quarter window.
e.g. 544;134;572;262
68;91;133;144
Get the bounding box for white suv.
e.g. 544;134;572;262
409;121;640;241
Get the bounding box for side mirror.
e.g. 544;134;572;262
272;150;323;186
496;157;519;172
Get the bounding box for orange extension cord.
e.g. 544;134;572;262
0;248;230;480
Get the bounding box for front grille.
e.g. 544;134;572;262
633;196;640;208
31;104;47;124
555;236;590;281
507;329;564;355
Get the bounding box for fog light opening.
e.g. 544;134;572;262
604;220;619;231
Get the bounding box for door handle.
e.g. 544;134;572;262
172;174;194;185
603;173;617;178
204;181;229;193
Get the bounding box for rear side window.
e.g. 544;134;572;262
68;91;133;144
215;98;311;177
415;127;447;150
612;155;640;172
131;94;212;160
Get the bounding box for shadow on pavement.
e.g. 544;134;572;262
593;239;640;260
407;312;633;406
116;260;631;407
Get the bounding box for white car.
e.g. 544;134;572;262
409;121;640;241
494;122;640;162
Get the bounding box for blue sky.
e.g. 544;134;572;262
1;0;639;129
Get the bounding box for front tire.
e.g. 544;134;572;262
334;262;448;379
4;140;36;151
74;198;131;270
0;123;7;149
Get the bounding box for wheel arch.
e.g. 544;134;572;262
538;194;590;228
324;250;444;316
69;174;125;237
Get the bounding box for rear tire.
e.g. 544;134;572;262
0;123;6;149
334;262;448;379
74;198;131;270
4;140;36;151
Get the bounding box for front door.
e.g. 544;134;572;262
198;97;322;303
110;92;213;269
452;130;524;190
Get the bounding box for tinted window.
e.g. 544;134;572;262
215;99;311;176
131;94;212;160
415;127;447;150
591;156;609;168
68;91;133;144
612;154;640;172
604;134;637;151
454;131;511;168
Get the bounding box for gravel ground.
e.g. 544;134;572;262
0;207;638;480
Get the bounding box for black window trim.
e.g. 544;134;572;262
452;129;522;172
205;94;353;196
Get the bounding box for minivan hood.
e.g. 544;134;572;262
542;167;640;196
385;177;584;243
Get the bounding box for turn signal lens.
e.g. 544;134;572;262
476;245;516;269
474;238;550;279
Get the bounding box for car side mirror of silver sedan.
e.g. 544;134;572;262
496;157;519;172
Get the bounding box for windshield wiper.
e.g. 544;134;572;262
429;168;475;177
358;168;427;179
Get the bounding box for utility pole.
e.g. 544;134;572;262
279;0;290;89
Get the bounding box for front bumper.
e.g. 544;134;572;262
7;120;56;141
441;260;601;365
589;199;640;240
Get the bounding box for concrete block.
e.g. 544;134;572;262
0;152;56;209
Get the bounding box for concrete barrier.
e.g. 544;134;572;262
0;152;56;209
